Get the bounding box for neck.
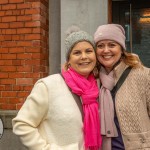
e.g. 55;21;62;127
104;59;122;74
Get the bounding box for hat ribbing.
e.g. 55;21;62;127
65;26;95;61
94;24;126;50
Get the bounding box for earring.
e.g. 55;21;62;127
65;63;71;70
67;63;71;68
93;66;99;77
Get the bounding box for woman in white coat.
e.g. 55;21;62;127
12;26;102;150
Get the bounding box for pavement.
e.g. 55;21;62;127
0;110;27;150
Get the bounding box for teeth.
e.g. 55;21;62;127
103;55;112;59
80;62;90;65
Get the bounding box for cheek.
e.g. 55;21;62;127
68;56;77;65
97;57;103;64
91;54;97;66
96;49;101;55
69;61;76;68
115;51;122;60
96;51;102;61
96;50;103;60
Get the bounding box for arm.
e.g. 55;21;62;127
12;81;50;150
146;70;150;117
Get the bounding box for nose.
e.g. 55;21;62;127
103;46;109;52
81;52;87;59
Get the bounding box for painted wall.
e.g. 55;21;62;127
0;0;49;149
49;0;61;74
61;0;108;64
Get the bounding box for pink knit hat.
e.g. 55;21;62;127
94;24;126;50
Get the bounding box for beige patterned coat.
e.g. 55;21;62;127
114;61;150;150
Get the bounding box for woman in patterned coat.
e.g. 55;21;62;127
94;24;150;150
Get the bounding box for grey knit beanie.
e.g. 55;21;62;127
65;25;95;61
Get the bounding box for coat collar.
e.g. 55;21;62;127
113;61;129;84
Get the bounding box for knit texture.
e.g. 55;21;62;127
99;67;118;150
99;67;118;137
94;24;126;50
113;61;150;150
65;27;95;61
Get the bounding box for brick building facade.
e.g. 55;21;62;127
0;0;49;110
0;0;49;148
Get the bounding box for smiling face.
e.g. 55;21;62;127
96;40;122;73
68;41;96;78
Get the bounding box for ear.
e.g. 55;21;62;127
66;62;71;70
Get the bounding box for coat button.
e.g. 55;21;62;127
107;130;111;134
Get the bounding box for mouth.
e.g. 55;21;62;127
79;62;91;66
102;55;113;59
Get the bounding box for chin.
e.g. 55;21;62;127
79;72;91;77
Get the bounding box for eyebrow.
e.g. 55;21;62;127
73;48;93;51
72;49;80;52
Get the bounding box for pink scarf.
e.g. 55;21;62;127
62;67;102;150
99;67;118;150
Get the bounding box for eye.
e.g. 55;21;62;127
97;44;103;49
109;43;116;48
72;51;81;55
86;48;94;53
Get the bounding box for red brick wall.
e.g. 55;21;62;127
0;0;49;110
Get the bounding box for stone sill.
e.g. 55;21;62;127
0;110;18;129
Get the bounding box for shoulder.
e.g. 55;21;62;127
42;74;62;82
130;66;150;84
35;74;66;90
37;74;63;84
132;66;150;77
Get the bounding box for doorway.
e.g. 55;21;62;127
112;0;150;67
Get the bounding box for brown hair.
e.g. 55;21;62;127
122;50;143;68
